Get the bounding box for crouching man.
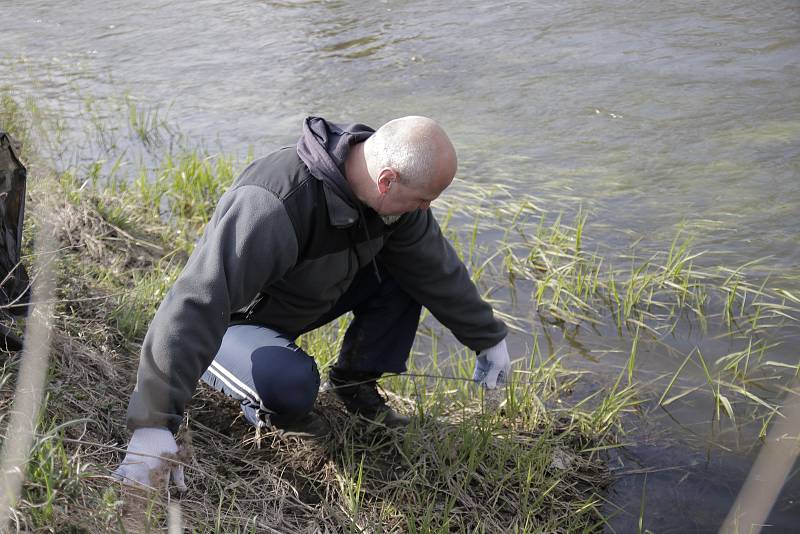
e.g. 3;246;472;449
114;115;511;488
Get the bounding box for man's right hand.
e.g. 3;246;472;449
112;427;187;491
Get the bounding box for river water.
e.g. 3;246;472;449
2;1;799;531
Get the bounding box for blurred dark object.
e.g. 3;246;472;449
0;131;30;351
0;323;23;351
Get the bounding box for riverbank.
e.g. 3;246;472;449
1;88;798;532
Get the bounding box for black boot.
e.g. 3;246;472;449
328;367;410;427
271;410;331;440
243;404;330;441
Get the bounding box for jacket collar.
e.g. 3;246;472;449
322;182;360;227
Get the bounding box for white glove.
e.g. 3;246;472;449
472;339;511;389
112;427;186;491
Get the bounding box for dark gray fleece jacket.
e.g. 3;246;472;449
126;117;507;432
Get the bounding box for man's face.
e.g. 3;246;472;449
375;177;447;219
377;181;435;215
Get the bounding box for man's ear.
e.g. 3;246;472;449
377;168;396;195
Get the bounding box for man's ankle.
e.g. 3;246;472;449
329;367;380;391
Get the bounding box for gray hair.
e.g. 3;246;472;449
364;116;441;186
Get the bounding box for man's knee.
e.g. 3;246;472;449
251;345;320;422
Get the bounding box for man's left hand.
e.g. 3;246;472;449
473;339;511;389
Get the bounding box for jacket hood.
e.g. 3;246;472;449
296;116;374;213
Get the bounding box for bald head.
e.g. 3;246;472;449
364;116;457;190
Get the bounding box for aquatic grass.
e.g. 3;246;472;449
125;96;169;147
636;473;649;534
657;349;697;408
571;379;641;441
468;197;800;419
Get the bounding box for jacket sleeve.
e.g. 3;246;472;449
126;185;298;433
378;208;507;352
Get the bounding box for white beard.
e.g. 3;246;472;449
381;214;402;225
